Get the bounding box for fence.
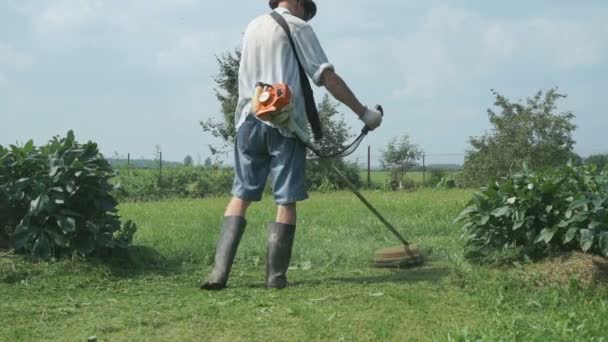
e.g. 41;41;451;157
112;147;466;187
349;147;465;187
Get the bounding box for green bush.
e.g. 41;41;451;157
112;167;234;202
437;175;457;189
305;159;361;192
586;154;608;171
0;131;136;260
113;159;361;200
384;174;416;191
427;169;446;187
457;164;608;262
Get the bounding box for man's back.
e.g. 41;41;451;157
235;7;333;138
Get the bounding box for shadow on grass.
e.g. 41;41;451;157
296;266;449;287
89;245;187;278
1;245;203;284
241;264;449;289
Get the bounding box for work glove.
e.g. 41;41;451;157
359;106;383;131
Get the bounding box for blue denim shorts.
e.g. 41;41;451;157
232;115;308;205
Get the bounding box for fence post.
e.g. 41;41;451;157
127;153;130;176
422;153;426;186
367;145;371;188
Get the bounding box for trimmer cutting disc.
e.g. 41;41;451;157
373;244;427;268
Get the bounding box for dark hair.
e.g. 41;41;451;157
268;0;316;20
268;0;281;9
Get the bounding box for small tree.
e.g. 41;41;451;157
183;155;193;167
380;135;423;190
204;157;213;168
153;145;162;161
462;88;576;187
200;49;241;155
305;94;360;190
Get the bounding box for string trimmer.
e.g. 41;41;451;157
252;82;427;268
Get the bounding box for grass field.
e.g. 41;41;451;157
1;189;608;340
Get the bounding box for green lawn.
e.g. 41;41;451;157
1;189;607;340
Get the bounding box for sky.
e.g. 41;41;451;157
1;0;607;166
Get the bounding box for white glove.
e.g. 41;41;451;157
359;106;383;131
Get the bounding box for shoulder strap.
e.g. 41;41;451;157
269;11;323;141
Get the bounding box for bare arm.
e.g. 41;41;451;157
321;69;366;117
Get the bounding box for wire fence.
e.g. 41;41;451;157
109;147;466;190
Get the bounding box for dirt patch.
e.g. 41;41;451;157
514;252;608;288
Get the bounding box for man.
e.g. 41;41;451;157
201;0;383;290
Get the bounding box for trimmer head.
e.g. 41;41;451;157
373;244;428;268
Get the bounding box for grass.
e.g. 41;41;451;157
2;189;608;341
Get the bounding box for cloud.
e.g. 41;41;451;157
7;0;100;33
386;6;607;98
521;18;603;68
35;0;100;33
0;42;34;71
155;31;221;73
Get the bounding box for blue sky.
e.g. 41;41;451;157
1;0;607;166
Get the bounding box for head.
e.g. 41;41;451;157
269;0;317;21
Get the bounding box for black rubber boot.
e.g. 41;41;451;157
200;216;247;290
266;222;296;289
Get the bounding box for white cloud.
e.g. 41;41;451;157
0;42;34;71
155;30;223;73
386;6;607;98
35;0;101;33
522;18;603;68
7;0;101;33
390;6;488;98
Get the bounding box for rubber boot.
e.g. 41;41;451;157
200;216;247;290
266;222;296;289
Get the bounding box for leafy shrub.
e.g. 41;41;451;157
113;167;234;202
427;169;447;187
437;176;457;189
585;154;608;171
184;168;234;198
457;164;608;262
112;169;159;201
384;175;416;191
305;159;361;192
0;131;137;260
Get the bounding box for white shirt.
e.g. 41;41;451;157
234;7;334;138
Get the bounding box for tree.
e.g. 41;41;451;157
305;95;360;191
153;145;162;161
461;88;576;187
200;49;241;155
380;135;423;190
204;157;213;168
184;155;193;167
